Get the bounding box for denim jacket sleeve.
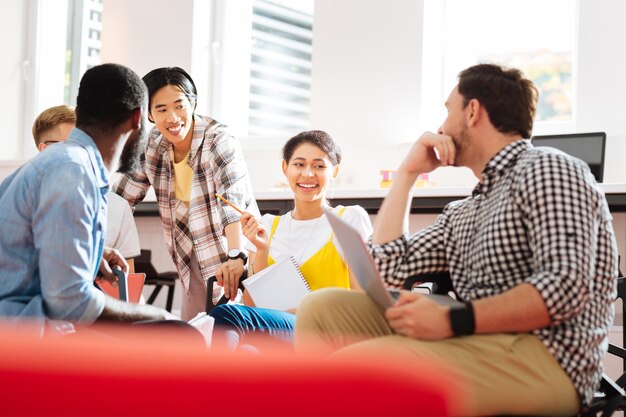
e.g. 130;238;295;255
33;162;105;323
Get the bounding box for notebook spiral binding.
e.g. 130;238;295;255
289;256;312;292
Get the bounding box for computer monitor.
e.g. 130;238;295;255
530;132;606;183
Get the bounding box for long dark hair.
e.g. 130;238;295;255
142;67;198;115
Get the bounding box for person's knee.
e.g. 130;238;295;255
296;288;379;349
209;304;244;327
297;288;351;325
300;287;348;311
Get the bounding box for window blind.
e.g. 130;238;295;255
249;0;313;136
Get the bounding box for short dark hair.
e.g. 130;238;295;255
142;67;198;115
282;130;342;165
75;64;147;132
458;64;538;139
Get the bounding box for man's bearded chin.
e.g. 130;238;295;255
450;127;469;167
117;122;148;175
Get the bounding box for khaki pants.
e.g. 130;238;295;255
180;253;207;322
295;288;580;417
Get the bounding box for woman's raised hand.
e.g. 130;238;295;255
240;212;268;251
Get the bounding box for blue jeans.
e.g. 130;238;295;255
209;304;295;350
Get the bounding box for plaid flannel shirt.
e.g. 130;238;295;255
112;115;259;292
369;139;618;405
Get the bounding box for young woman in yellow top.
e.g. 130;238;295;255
209;130;372;349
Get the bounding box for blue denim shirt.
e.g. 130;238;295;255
0;129;107;328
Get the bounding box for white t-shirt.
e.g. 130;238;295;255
106;192;141;259
245;205;372;265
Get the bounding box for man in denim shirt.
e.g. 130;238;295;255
0;64;175;334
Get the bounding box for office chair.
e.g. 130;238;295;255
402;272;626;417
403;271;456;296
205;270;248;314
578;275;626;417
134;249;177;312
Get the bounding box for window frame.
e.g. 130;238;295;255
209;0;313;145
420;0;579;137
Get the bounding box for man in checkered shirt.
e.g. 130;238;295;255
295;64;618;416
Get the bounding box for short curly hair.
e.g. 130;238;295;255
75;63;147;132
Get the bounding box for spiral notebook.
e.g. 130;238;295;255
242;256;311;311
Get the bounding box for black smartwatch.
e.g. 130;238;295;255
227;248;248;264
449;301;475;337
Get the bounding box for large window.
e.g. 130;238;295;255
213;0;313;139
66;0;103;105
421;0;576;134
1;0;27;161
3;0;103;162
248;0;313;136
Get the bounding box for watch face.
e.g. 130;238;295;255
228;249;240;258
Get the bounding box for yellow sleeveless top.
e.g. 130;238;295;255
267;207;350;291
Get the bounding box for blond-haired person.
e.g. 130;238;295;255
32;105;76;152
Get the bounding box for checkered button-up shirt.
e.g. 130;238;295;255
370;139;618;405
112;115;259;292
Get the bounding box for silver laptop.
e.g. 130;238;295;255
325;208;461;309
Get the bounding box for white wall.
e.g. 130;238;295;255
245;0;626;190
0;0;26;162
4;1;626;185
101;0;216;116
576;0;626;183
308;0;424;189
309;0;626;189
95;0;626;191
98;0;470;192
0;1;624;191
101;0;194;77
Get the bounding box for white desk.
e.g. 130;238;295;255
135;184;626;216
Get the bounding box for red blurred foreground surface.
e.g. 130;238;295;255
0;323;465;416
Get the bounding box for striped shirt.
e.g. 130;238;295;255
112;115;259;292
369;139;618;405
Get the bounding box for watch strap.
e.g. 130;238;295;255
228;250;248;263
449;301;475;337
